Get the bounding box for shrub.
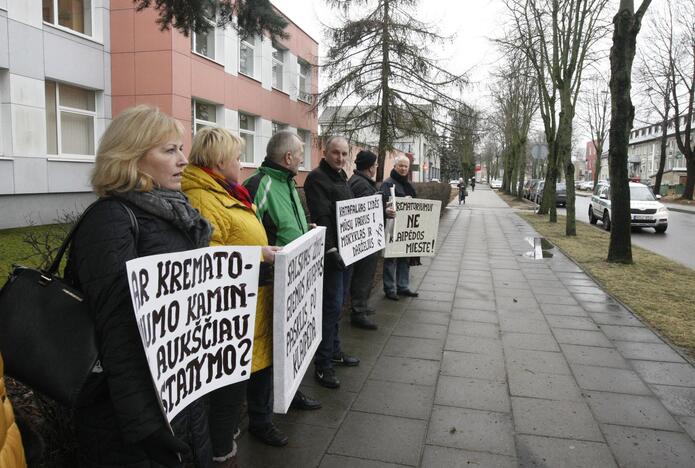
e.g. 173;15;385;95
412;182;455;216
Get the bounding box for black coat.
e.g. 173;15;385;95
68;198;211;468
304;159;354;252
380;169;417;204
348;170;378;198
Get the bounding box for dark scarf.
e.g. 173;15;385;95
201;167;253;210
389;169;417;197
114;188;212;248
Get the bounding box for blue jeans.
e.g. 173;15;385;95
383;257;410;294
314;265;352;370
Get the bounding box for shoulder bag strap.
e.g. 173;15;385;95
46;198;140;276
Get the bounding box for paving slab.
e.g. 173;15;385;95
650;385;695;416
600;324;663;343
441;350;507;382
382;335;443;361
584;390;682;431
602;424;695;468
505;348;571;375
560;343;630;369
400;310;450;326
421;446;517;468
508;368;583;401
328;412;427;466
516;434;617;468
553;328;613;347
426;405;516;456
444;334;504;357
571;364;652;395
545;315;599;331
451;308;498;323
369;355;439;386
352;379;434;420
613;340;687;362
631;360;695;387
434;375;511;413
502;331;561;352
511;397;604;442
392;320;447;341
448;320;500;338
319;455;408;468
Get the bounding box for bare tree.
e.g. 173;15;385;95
502;0;610;236
581;77;610;186
318;0;467;181
667;0;695;199
607;0;652;264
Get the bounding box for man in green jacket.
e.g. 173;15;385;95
243;131;322;442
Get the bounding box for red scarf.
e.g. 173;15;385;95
201;167;253;209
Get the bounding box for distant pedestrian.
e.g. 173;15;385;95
470;177;476;191
458;177;467;205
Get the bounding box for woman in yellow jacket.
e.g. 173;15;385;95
1;354;26;468
182;127;282;467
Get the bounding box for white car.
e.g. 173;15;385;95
589;181;668;233
579;180;594;191
489;179;502;189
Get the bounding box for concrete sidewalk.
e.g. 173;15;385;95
237;185;695;467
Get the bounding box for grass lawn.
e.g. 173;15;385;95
518;211;695;359
0;224;69;278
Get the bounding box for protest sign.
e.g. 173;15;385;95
384;197;442;258
336;194;385;266
126;246;260;421
273;227;325;413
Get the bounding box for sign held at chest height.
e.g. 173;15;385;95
126;246;261;421
385;198;442;258
273;227;326;413
336;194;385;266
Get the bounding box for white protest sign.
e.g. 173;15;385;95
272;227;325;413
384;197;442;258
126;246;260;422
336;194;385;266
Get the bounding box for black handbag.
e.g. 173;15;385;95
0;200;138;407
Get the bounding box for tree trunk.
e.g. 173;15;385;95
537;139;556;217
565;160;576;235
376;0;391;182
607;3;646;264
593;141;603;187
653;111;669;195
684;159;695;199
517;141;527;200
556;95;574;231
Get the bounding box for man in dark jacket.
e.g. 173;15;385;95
348;151;382;330
243;131;322;446
304;135;360;389
380;155;419;301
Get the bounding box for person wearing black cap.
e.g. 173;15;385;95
347;150;393;329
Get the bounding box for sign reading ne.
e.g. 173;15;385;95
126;246;260;421
273;228;326;413
384;197;442;258
336;194;385;267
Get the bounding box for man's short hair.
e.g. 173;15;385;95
324;135;348;151
394;154;410;165
267;130;302;163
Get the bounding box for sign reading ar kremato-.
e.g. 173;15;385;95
273;227;326;413
336;194;385;266
385;197;441;258
126;246;260;421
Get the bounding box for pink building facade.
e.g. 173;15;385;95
585;140;597;180
110;1;320;184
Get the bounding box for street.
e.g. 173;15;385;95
557;194;695;270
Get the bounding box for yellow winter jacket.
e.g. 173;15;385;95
0;355;26;468
182;165;273;372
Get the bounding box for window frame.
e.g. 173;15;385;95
297;59;312;103
297;129;312;170
238;112;257;165
271;43;285;91
45;81;97;160
191;99;219;134
239;36;256;78
191;5;218;62
42;0;95;40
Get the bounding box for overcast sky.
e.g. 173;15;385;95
270;0;507;110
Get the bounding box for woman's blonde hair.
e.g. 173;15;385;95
189;126;244;168
91;105;184;196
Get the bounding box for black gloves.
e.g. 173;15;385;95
141;427;190;467
325;247;346;271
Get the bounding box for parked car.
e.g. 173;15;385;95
532;181;566;206
589;181;668;233
490;179;502;189
449;179;460;187
579;180;594;191
523;179;539;199
529;180;543;203
430;178;441;183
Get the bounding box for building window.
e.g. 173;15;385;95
43;0;93;37
192;5;216;60
45;81;96;157
192;100;217;133
239;113;256;163
297;129;311;169
239;36;255;77
272;121;287;135
298;59;311;103
272;44;285;90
